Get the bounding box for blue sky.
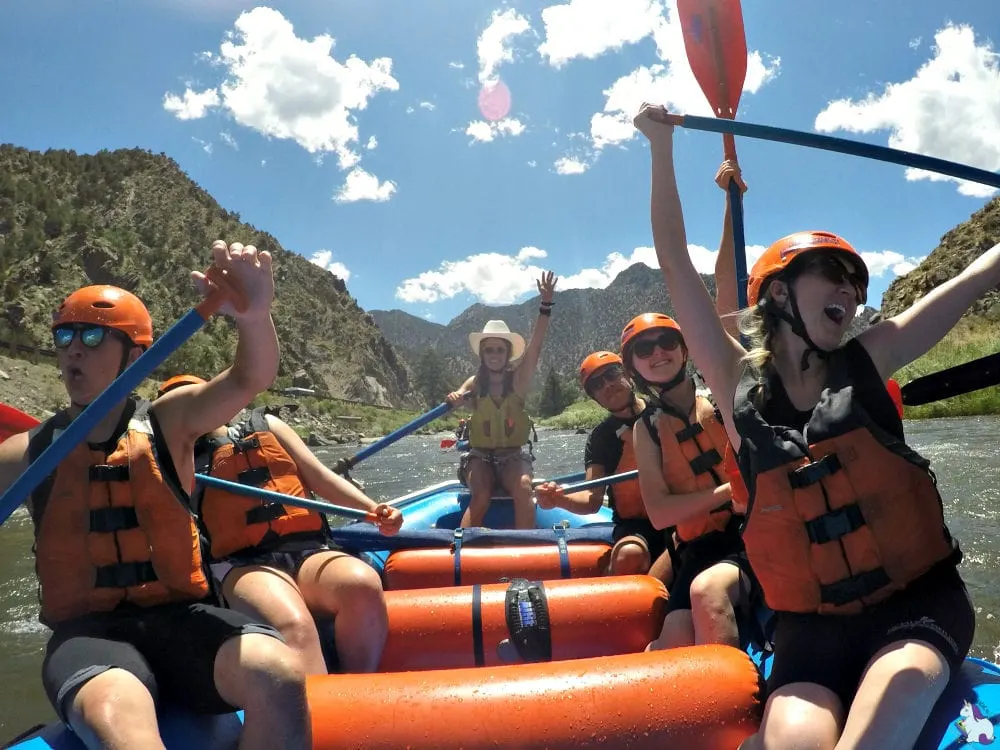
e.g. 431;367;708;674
2;0;999;323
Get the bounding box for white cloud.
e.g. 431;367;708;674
419;101;436;111
449;61;465;70
163;88;220;120
909;36;923;50
465;117;526;143
553;156;590;175
527;160;538;168
815;24;1000;197
163;7;398;192
477;8;532;84
191;137;213;154
861;250;926;277
334;167;397;203
538;0;663;68
365;135;378;150
219;131;238;149
396;247;548;304
309;249;352;281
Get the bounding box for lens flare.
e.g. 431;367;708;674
477;79;511;122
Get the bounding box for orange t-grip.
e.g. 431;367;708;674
194;264;249;319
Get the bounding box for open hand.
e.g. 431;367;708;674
191;241;275;320
537;271;558;304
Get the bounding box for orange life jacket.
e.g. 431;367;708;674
733;344;956;615
194;408;327;559
608;422;644;520
28;399;211;627
642;395;734;542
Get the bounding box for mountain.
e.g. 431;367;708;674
0;144;415;407
881;195;1000;320
373;263;723;382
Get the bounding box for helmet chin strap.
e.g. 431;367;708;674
655;360;690;396
765;289;831;371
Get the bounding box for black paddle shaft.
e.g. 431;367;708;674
900;352;1000;406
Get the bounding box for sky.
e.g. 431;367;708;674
2;0;999;324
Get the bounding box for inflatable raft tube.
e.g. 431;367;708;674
378;574;667;671
314;644;763;750
381;541;611;589
10;651;1000;748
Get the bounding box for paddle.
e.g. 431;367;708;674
0;404;41;443
555;469;640;494
0;267;246;526
333;401;454;476
193;473;381;522
900;352;1000;407
655;114;1000;192
677;0;750;310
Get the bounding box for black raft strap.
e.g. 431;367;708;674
674;422;704;442
238;466;271;486
806;504;866;545
788;454;842;489
503;578;552;663
820;568;892;607
89;465;130;482
95;561;158;588
688;448;722;476
471;583;485;667
245;502;288;525
89;507;139;533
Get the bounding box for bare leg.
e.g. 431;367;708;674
214;633;310;750
739;682;844;750
222;565;326;674
647;609;696;650
460;455;495;527
66;669;166;750
608;536;651;575
688;562;742;647
647;548;674;588
502;456;536;530
297;551;388;673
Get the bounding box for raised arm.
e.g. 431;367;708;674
633;105;745;411
513;271;558;397
858;242;1000;379
157;241;279;442
713;160;747;338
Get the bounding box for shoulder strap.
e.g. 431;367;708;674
26;411;71;525
248;406;271;435
639;407;660;448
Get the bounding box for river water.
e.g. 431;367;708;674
1;419;998;739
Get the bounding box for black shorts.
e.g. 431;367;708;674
765;563;976;709
41;601;283;723
612;517;670;566
666;529;756;614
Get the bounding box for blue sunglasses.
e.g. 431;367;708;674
52;324;113;350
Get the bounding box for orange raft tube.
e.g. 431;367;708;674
381;542;611;589
378;574;667;672
310;644;763;749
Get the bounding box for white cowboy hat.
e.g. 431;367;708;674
468;320;526;361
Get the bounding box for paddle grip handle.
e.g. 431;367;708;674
195;265;250;319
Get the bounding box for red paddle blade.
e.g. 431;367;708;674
0;403;41;444
439;439;457;449
677;0;748;119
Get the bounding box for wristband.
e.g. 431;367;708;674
539;307;551;316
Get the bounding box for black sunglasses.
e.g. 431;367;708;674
585;364;626;393
632;332;682;359
52;324;113;350
801;255;868;304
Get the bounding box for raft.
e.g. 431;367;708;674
7;478;1000;750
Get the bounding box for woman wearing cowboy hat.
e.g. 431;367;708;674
446;271;558;529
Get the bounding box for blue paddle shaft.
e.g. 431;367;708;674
0;308;212;526
728;179;748;310
676;115;1000;190
342;401;452;469
194;473;370;519
558;470;640;494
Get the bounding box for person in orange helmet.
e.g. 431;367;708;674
534;351;674;584
635;102;995;750
0;242;312;749
157;375;402;675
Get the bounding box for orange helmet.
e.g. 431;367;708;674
579;351;623;387
747;231;869;306
158;374;207;397
52;285;153;347
620;313;682;352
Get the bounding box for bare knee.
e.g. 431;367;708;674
215;633;307;713
68;669;160;747
758;683;844;750
330;561;385;612
689;565;737;615
610;541;650;575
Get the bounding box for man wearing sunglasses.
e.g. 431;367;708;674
535;351;674;584
0;241;311;749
